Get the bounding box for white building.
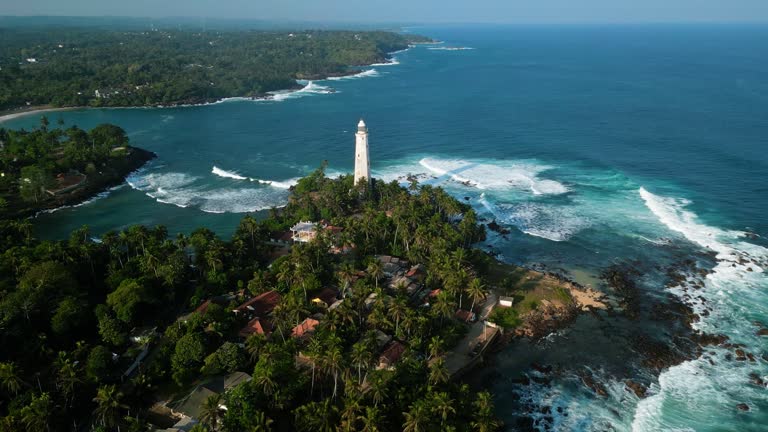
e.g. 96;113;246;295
290;221;318;243
354;119;371;186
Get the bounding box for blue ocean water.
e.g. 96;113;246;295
4;24;768;431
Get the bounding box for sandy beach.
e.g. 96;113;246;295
0;106;78;124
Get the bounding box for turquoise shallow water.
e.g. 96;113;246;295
4;24;768;431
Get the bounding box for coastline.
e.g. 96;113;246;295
0;47;413;124
7;146;157;220
0;106;80;124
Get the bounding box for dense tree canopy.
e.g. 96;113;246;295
0;28;430;110
0;130;499;431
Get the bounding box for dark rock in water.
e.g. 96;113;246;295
487;220;511;235
735;349;747;361
692;332;729;347
579;372;608;397
464;196;471;201
531;362;553;374
748;373;765;387
736;403;750;411
625;380;647;398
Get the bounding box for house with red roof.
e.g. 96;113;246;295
291;318;320;339
233;290;281;316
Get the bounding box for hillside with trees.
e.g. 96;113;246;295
0;28;430;110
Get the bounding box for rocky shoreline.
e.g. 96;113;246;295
468;251;762;431
9;146;156;219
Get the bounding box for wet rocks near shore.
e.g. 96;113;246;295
487;220;511;235
625;380;647;398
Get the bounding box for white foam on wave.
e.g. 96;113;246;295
498;201;590;242
631;187;768;431
127;170;291;213
325;69;380;81
369;57;400;66
417;157;569;194
270;80;335;101
211;165;298;189
428;46;475;51
36;184;126;216
212;166;248;180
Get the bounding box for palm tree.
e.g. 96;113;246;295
366;260;383;289
467;278;487;312
93;385;127;429
20;393;51;432
252;410;274;432
56;359;81;408
305;338;323;396
368;373;388;407
350;341;372;385
471;391;501;432
0;362;24;395
431;392;456;426
428;336;444;360
358;406;382;432
322;343;343;399
339;395;362;432
402;402;429;432
253;365;278;396
199;394;223;432
246;333;267;363
388;297;408;336
294;399;338;432
338;262;357;290
428;358;449;386
433;291;455;325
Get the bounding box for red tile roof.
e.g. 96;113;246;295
234;290;281;316
195;299;212;314
291;318;320;338
239;317;272;338
455;309;476;323
379;341;406;365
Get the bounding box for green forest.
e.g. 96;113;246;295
0;119;503;431
0;28;430;110
0;118;153;218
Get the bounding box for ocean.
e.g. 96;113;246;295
4;24;767;431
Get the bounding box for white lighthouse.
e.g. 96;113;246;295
354;119;371;186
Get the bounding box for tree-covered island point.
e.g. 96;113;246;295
0;118;608;431
0;29;431;111
0;117;155;219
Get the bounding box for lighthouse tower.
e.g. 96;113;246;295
354;119;371;186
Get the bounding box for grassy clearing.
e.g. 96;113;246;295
485;259;573;316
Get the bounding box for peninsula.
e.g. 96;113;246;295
0;28;431;112
0;118;155;219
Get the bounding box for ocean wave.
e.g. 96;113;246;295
497;201;590;242
428;46;475;51
212;166;248;180
634;187;768;430
211;165;299;189
325;69;380;81
270;80;335;101
416;157;569;194
127;169;295;213
369;57;400;66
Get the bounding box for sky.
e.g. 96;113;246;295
1;0;768;24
